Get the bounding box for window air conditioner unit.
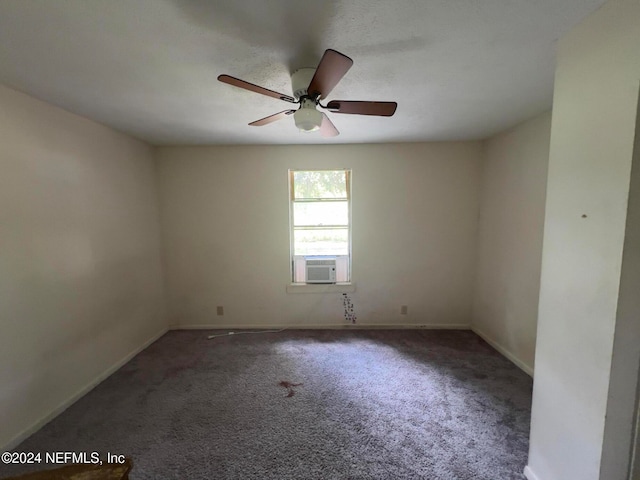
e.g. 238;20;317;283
305;258;337;284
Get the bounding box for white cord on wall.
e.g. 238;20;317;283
207;328;287;339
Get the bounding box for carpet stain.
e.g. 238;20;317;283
279;380;303;397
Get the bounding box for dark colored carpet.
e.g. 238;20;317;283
1;330;532;479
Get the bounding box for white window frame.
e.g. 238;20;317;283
289;169;352;284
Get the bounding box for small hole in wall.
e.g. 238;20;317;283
582;214;588;218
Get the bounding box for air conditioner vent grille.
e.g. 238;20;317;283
306;259;336;266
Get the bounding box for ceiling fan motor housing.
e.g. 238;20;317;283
291;68;316;100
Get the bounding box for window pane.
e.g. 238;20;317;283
294;228;348;256
293;201;348;227
293;171;347;199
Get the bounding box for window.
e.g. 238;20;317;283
289;169;351;283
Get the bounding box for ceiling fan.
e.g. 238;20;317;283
218;49;397;137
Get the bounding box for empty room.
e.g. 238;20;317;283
1;1;639;479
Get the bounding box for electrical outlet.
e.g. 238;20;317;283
400;305;408;315
216;306;224;316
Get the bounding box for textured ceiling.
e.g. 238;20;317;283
0;0;606;145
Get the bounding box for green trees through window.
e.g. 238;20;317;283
292;171;348;199
290;169;351;273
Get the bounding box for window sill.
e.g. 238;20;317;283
286;283;356;294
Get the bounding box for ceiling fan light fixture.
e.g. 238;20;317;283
294;107;322;132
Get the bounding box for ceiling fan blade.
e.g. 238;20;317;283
249;110;296;126
218;75;296;103
326;100;398;117
319;113;339;138
307;49;354;100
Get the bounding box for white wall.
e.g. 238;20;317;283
156;143;481;329
526;0;640;478
0;85;167;449
472;112;551;375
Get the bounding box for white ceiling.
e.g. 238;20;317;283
0;0;606;146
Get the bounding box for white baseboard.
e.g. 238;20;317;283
524;465;541;480
172;323;471;331
2;327;168;452
471;326;534;377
